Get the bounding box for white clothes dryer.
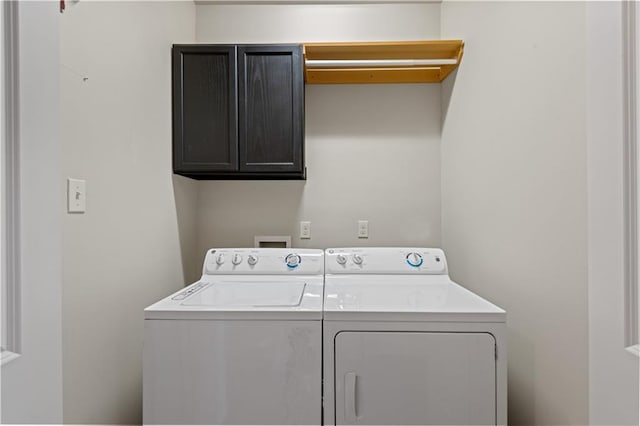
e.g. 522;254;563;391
323;247;507;426
144;248;324;425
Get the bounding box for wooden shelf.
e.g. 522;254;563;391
303;40;464;84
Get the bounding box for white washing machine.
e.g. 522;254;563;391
323;247;507;426
143;248;324;425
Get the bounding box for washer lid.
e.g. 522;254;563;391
181;281;306;307
144;275;323;320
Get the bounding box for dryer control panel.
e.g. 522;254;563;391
203;248;324;275
325;247;447;275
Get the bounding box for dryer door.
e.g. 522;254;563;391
334;331;496;425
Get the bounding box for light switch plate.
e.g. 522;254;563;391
300;221;311;239
67;178;86;213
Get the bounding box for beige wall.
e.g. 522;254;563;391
440;2;588;424
194;3;442;262
60;2;197;423
55;2;626;425
196;3;439;43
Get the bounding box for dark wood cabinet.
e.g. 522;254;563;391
172;45;237;173
172;44;305;179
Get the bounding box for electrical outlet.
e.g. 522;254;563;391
67;178;86;213
300;221;311;239
358;220;368;238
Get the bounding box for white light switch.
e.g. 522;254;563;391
358;220;369;238
300;221;311;239
67;178;86;213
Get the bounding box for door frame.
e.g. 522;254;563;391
623;0;639;354
1;0;21;364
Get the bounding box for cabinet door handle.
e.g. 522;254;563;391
345;372;358;424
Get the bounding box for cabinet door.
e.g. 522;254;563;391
237;45;304;173
334;332;496;425
173;45;238;173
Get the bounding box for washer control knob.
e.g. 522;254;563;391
336;254;347;265
406;252;424;268
247;254;259;266
285;253;301;269
352;254;363;265
232;253;243;265
215;253;225;265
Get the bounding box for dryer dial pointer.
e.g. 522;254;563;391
286;253;302;268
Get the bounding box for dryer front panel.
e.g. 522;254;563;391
333;331;496;425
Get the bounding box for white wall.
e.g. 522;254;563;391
195;3;442;259
586;2;639;424
196;3;439;43
1;2;63;422
440;2;589;424
60;2;197;423
53;3;639;425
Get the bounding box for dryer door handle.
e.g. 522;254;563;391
345;372;358;423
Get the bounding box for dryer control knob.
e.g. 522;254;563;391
285;253;301;269
247;254;259;266
336;254;347;265
406;252;424;268
216;253;225;265
232;253;243;265
352;254;363;265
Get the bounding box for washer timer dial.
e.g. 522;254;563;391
285;253;302;269
406;252;424;268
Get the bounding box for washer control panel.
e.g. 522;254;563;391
203;248;324;275
171;281;208;300
325;247;447;275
